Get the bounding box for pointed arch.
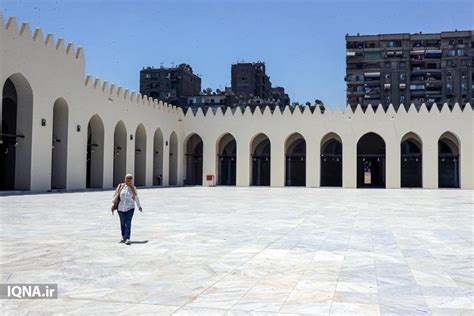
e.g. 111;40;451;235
51;98;69;189
153;128;164;185
134;123;147;186
320;132;342;187
438;131;460;188
216;133;236;185
285;132;306;186
113;120;127;186
1;73;33;190
184;133;203;185
400;132;422;188
86;114;105;188
169;131;178;185
357;132;386;188
250;133;271;186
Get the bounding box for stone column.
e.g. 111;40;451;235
202;137;217;186
271;139;285;187
306;137;320;187
343;140;357;188
236;137;250;186
423;136;438;188
385;140;400;188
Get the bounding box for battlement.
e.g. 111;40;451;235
2;15;84;61
1;15;181;116
185;102;471;119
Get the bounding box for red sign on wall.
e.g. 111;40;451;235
206;175;214;181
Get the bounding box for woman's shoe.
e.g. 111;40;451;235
119;239;125;243
125;239;131;245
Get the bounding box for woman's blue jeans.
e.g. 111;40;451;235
118;208;134;240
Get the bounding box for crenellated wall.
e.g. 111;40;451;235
1;15;473;191
1;16;184;191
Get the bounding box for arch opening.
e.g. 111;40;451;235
357;132;385;188
217;133;236;185
86;114;104;188
285;133;306;186
134;124;147;186
113;121;127;186
153;128;164;186
438;132;460;188
51;98;68;189
401;133;422;188
250;134;270;186
1;75;33;190
185;134;203;185
169;131;178;185
320;133;342;187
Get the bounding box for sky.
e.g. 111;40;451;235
2;0;472;107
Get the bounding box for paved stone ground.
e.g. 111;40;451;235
0;187;473;315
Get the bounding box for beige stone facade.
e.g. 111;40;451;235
1;17;473;191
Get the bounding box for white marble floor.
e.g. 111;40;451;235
1;187;473;315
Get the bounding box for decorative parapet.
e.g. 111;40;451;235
1;14;183;118
184;103;471;118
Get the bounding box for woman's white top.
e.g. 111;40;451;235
118;185;141;212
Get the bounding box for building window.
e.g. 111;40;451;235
446;82;453;93
400;95;405;103
400;62;405;68
384;95;391;104
364;51;382;59
457;49;464;56
447;50;456;57
447;72;453;81
241;77;247;81
145;73;151;79
400;73;406;82
385;73;390;80
458;39;464;45
385;62;390;68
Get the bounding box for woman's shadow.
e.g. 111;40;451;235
129;240;149;244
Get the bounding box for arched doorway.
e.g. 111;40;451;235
401;133;422;188
86;114;105;188
1;74;33;190
250;133;270;186
185;134;203;185
51;98;68;189
357;132;385;188
217;133;236;185
438;132;460;188
113;121;127;186
134;124;147;186
153;128;164;185
320;133;342;187
285;133;306;186
169;131;178;185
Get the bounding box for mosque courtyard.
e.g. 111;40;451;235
0;187;473;315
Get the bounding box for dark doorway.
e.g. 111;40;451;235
185;134;203;185
401;134;422;188
1;75;33;190
86;115;104;188
217;133;236;185
51;98;69;189
357;132;386;188
134;124;147;186
113;121;127;186
285;133;306;186
320;134;342;187
153;129;164;186
251;134;270;186
169;132;178;185
438;132;460;188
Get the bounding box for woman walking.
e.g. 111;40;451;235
111;174;143;245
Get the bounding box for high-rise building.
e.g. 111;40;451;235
140;64;201;107
231;62;290;107
345;30;473;110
